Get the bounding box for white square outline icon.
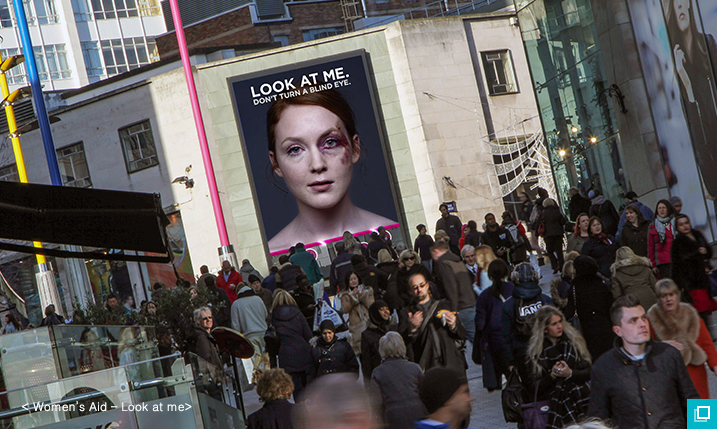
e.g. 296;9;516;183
695;405;711;422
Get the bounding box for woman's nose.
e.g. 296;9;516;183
309;148;328;173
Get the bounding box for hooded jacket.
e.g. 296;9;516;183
501;282;553;365
610;254;657;312
271;304;314;373
588;339;699;429
311;334;359;378
360;300;397;383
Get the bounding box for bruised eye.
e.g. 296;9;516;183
323;137;340;149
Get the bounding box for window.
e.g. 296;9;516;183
90;0;158;19
0;164;19;182
119;120;158;172
42;44;71;80
0;1;11;27
302;27;344;42
33;0;59;24
71;0;92;21
481;50;519;95
81;42;104;76
101;37;158;77
273;35;289;47
0;48;25;85
57;142;92;187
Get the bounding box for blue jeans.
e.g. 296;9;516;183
458;306;476;343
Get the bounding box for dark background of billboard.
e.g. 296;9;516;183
230;54;398;242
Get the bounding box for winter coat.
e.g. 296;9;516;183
564;273;615;360
481;226;515;263
616;200;654;240
588;340;699;429
580;236;618;278
240;263;263;282
246;400;295;429
501;282;553;365
261;273;277;292
216;269;242;302
550;276;571;310
206;283;232;327
568;194;592;221
436;214;463;250
464;230;483;248
474;282;514;390
647;221;674;267
361;321;397;385
541;205;567;238
339;286;375;354
290;247;323;284
414;234;435;262
433;251;476;311
610;255;657;312
399;298;467;374
396;263;433;306
352;261;389;296
196;273;216;290
291;290;315;328
276;263;306;292
671;230;712;294
187;327;223;369
329;250;354;295
272;305;314;374
589;197;620;236
311;337;360;378
620;219;650;257
377;261;402;311
648;302;717;399
565;233;588;254
370;358;427;429
230;286;268;337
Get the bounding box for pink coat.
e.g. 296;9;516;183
647;222;674;267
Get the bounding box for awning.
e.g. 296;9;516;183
0;181;171;263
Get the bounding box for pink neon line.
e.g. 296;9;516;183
269;223;401;256
168;0;229;247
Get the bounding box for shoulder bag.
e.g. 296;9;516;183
568;286;582;333
521;380;549;429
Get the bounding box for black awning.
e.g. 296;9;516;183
0;181;171;263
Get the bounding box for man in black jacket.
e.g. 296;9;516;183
435;204;462;255
481;213;516;264
589;294;699;428
431;240;476;343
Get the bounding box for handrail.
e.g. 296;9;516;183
362;0;495;29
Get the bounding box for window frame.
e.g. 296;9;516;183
481;49;520;96
118;119;159;173
0;163;19;182
56;141;92;188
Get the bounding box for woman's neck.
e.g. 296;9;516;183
547;335;559;344
631;219;639;227
294;196;358;238
580;229;588;237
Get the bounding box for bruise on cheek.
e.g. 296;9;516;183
322;135;352;165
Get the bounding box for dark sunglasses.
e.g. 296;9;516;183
403;256;416;261
202;316;213;321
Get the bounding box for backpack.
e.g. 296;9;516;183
505;222;525;247
529;204;543;225
513;295;545;338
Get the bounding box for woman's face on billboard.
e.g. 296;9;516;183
270;104;360;211
674;0;690;31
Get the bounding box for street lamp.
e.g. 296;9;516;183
559;149;566;157
590;136;597;144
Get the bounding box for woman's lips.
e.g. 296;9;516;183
309;181;334;192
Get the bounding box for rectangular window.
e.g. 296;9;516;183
1;48;25;84
90;0;155;19
273;35;289;47
302;27;344;42
71;0;92;21
481;50;519;95
118;120;158;172
81;42;104;76
57;142;92;187
34;0;59;24
101;37;157;77
0;1;12;27
0;164;19;182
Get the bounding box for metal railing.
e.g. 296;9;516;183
362;0;497;29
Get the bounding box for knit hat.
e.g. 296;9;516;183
419;367;467;414
668;196;682;207
625;191;638;200
574;255;599;277
512;262;538;284
319;320;336;333
248;274;261;284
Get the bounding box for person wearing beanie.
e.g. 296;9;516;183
249;274;273;315
360;300;397;385
668;195;683;214
501;262;553;391
564;256;615;360
311;320;359;379
415;367;472;429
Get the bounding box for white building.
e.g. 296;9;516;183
3;13;543;322
0;0;165;92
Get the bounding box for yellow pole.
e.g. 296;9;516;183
0;59;46;264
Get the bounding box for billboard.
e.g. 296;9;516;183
228;51;400;255
628;0;717;240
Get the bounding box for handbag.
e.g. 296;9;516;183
568;285;582;333
537;213;546;237
501;368;523;423
264;323;280;357
521;380;550;429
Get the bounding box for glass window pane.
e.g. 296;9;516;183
125;47;137;65
136;44;147;63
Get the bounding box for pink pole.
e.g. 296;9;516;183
168;0;229;246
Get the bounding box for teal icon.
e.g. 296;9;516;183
689;399;717;428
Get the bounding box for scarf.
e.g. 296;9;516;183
654;215;674;243
590;232;610;245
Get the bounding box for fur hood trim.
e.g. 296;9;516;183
550;277;568;309
647;302;707;366
611;254;651;275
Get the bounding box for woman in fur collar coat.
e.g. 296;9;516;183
648;279;717;399
610;246;657;312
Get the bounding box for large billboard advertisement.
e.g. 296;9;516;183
628;0;717;240
228;51;400;255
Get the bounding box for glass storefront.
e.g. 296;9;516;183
515;0;626;211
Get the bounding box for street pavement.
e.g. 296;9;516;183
241;263;717;428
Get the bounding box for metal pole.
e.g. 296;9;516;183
167;0;231;248
12;0;62;186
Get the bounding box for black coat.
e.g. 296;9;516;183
620;219;650;258
568;194;592;222
311;337;360;378
588;340;699;429
564;274;615;361
671;230;713;293
464;230;482;248
399;298;467;374
580;236;618;278
590;200;620;236
206;284;232;327
187;327;223;369
377;261;402;311
361;323;397;384
541;206;566;238
414;234;435;262
352;261;389;296
272;305;314;374
247;400;295;429
481;226;515;263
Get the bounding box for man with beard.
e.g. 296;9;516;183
399;272;466;374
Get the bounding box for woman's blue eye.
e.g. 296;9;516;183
287;146;302;155
323;138;339;148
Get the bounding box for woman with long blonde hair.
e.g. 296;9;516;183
474;245;496;292
527;306;592;429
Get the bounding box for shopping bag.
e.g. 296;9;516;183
313;300;348;332
501;369;523;423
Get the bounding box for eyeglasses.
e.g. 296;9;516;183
412;281;428;289
403;256;416;261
